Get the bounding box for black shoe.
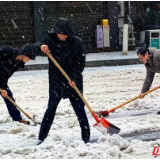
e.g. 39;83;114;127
157;111;160;115
37;140;43;145
84;140;90;144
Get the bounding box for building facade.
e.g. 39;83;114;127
0;1;160;53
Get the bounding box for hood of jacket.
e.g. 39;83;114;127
48;17;75;38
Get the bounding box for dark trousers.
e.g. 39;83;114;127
1;85;22;121
38;95;90;142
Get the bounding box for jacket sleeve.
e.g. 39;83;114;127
141;69;155;93
0;78;8;90
70;41;86;82
0;45;18;89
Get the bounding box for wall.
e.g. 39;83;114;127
0;1;35;48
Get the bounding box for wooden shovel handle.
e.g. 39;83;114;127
47;53;94;114
0;88;36;122
108;85;160;113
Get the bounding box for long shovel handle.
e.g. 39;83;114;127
0;88;37;123
47;53;94;114
108;85;160;113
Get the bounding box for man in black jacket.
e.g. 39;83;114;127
0;44;37;124
35;17;90;144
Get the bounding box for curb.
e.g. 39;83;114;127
22;58;142;71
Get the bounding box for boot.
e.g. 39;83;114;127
19;119;30;125
84;140;90;144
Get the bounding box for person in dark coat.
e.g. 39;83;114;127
137;47;160;114
35;17;90;145
0;44;38;124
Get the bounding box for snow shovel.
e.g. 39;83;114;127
95;85;160;116
47;53;120;135
0;88;41;125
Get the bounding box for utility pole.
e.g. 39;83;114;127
122;1;129;55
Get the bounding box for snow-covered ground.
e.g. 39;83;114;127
0;64;160;159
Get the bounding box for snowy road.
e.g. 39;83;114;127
0;64;160;158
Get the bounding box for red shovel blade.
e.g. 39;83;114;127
95;108;116;117
92;113;120;135
95;110;109;117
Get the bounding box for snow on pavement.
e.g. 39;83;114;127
0;64;160;159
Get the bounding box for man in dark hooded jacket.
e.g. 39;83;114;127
35;17;90;144
0;44;38;124
137;47;160;114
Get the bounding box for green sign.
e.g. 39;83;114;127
151;39;159;49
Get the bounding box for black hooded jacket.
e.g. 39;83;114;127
0;44;38;89
35;17;87;98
